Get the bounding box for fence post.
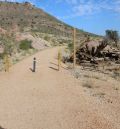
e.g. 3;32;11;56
4;54;10;72
73;28;76;69
33;57;36;72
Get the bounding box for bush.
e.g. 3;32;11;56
0;53;5;59
68;42;73;52
19;39;32;50
44;35;50;41
105;30;119;47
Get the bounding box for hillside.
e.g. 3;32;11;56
0;1;99;40
0;1;101;71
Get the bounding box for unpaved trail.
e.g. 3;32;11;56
0;47;119;129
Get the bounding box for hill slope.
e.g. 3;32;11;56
0;1;99;39
0;1;101;70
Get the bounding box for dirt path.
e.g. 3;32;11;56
0;47;119;129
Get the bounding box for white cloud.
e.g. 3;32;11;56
57;0;120;19
73;3;97;16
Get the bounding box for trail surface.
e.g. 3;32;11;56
0;47;119;129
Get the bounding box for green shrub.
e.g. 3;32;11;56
68;42;73;52
44;35;50;41
19;40;32;50
0;53;5;59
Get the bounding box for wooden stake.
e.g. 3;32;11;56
4;55;10;72
73;28;76;68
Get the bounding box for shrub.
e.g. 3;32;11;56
44;35;50;41
68;42;73;52
19;39;32;50
0;53;5;59
105;30;119;47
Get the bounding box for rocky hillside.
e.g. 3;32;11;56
0;1;99;40
0;1;101;71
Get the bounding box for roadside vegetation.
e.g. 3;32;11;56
19;40;32;50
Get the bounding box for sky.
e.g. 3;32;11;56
1;0;120;35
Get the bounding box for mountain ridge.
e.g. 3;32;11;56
0;1;100;38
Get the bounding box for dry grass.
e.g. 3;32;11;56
82;81;94;89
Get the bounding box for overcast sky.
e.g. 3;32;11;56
1;0;120;35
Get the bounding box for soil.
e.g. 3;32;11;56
0;47;119;129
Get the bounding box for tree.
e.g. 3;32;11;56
106;30;119;47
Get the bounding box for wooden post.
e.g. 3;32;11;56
4;55;10;72
58;49;61;71
73;28;76;68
